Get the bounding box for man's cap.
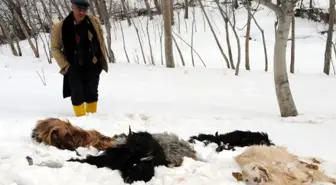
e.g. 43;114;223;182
71;0;90;9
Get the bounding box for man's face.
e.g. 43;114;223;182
72;5;88;22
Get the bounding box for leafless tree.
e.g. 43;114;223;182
163;0;175;67
6;0;39;57
250;6;268;72
118;20;130;63
214;0;235;69
173;30;206;67
184;0;189;18
250;0;298;117
173;35;186;66
323;0;335;75
144;0;153;20
121;0;132;26
96;0;115;63
191;6;196;66
245;0;252;70
290;14;295;73
197;0;230;68
146;16;154;65
0;16;18;56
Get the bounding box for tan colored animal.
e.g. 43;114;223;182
31;117;115;151
232;145;336;185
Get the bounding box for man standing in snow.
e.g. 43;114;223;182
51;0;108;117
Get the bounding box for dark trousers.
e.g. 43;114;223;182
67;62;102;106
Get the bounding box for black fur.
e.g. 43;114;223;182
67;127;169;184
188;130;274;152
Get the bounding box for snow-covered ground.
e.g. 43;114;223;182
0;3;336;185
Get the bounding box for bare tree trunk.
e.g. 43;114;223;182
173;30;206;67
245;1;251;70
184;0;189;19
9;0;38;58
93;0;104;23
323;0;335;75
173;35;185;66
153;0;162;14
15;37;22;56
197;0;230;68
0;17;18;56
23;3;40;58
177;11;181;33
58;0;69;16
222;5;241;75
170;0;174;25
163;0;175;67
213;0;234;69
34;1;52;63
131;18;147;64
274;16;298;117
5;0;32;39
119;21;130;63
191;6;195;67
158;22;164;65
89;2;97;16
274;19;278;38
290;14;295;73
144;0;153;20
224;19;234;68
63;0;71;12
250;10;268;72
331;42;336;74
253;0;298;117
146;16;154;65
39;0;53;26
121;0;131;26
228;3;240;71
50;0;64;19
98;0;115;63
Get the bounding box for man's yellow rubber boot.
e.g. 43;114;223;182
73;103;86;117
86;102;97;113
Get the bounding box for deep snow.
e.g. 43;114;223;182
0;2;336;185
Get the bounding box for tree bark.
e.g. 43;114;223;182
153;0;162;14
253;0;298;117
250;9;268;72
98;0;115;63
213;0;234;69
323;0;335;75
197;0;230;68
184;0;188;18
93;0;104;23
8;0;39;58
0;17;18;56
163;0;175;67
245;1;252;70
290;14;295;73
121;0;132;26
39;0;53;27
144;0;153;20
273;10;298;117
50;0;64;19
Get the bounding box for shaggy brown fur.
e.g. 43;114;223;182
31;117;115;151
232;145;336;185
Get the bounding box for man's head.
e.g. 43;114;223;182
71;0;89;22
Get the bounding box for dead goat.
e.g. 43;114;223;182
67;127;169;184
233;145;336;185
189;130;274;152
